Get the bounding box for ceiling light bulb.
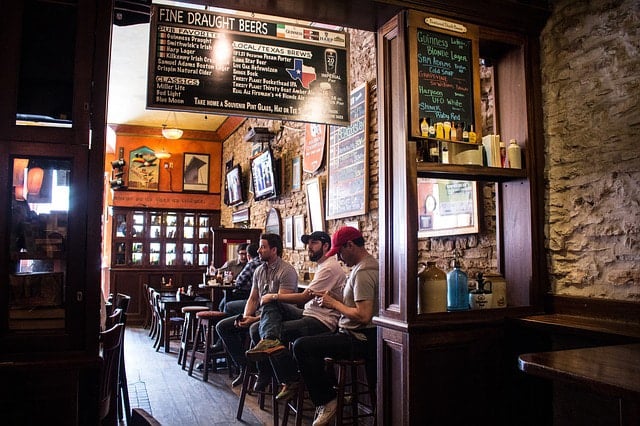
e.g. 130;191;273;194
155;149;172;159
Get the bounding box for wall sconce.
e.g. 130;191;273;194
155;149;172;159
161;111;183;139
27;167;44;195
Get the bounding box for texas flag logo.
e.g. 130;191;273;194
286;58;317;89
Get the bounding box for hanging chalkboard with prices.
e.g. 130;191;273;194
147;5;350;126
408;11;481;140
326;82;368;220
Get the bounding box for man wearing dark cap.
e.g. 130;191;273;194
286;226;379;426
245;230;346;391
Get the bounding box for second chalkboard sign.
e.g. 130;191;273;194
408;12;481;140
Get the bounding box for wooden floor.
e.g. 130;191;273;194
123;325;288;425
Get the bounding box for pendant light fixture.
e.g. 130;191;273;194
161;111;183;140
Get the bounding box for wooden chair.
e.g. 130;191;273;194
99;323;124;426
130;408;161;426
141;284;151;329
114;293;132;425
147;287;158;339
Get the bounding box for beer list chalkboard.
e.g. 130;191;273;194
326;83;368;219
416;28;474;129
148;5;350;126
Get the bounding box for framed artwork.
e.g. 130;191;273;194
305;177;325;232
226;165;244;206
265;207;281;235
183;153;209;192
291;155;302;192
284;216;294;249
128;146;159;191
231;208;250;224
417;178;479;238
294;215;306;249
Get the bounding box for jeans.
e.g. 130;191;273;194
257;301;304;340
292;328;377;406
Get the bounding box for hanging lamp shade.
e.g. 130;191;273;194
161;126;183;139
161;112;183;139
27;167;44;195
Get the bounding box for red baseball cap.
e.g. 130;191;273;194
326;226;363;257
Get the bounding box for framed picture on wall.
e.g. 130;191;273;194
183;153;210;192
291;156;302;192
417;178;479;238
284;216;294;249
305;177;325;232
128;146;160;191
294;215;306;249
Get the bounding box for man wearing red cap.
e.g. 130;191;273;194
280;226;379;426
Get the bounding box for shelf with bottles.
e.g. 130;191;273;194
416;161;526;182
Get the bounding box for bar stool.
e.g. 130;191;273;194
236;362;280;426
325;357;376;425
187;310;228;382
280;378;310;426
178;305;209;369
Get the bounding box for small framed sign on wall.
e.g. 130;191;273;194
183;153;210;192
306;177;325;232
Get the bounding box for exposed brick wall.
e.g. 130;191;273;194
220;28;378;271
541;0;640;300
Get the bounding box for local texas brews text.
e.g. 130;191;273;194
148;5;350;126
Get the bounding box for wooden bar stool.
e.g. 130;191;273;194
178;305;209;369
236;362;280;426
325;357;376;425
280;378;310;426
187;310;228;382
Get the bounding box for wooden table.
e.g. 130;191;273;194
518;344;640;424
159;295;210;353
199;282;235;308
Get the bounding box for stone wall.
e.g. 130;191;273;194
541;0;640;300
220;28;378;271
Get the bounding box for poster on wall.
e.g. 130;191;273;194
417;178;479;238
128;146;160;191
148;5;351;126
303;123;326;172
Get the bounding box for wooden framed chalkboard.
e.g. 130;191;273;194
326;82;368;219
407;11;481;140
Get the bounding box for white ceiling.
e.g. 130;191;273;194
107;22;228;132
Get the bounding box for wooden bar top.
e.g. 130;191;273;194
518;343;640;400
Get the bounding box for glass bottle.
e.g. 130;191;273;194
428;139;440;163
447;258;469;311
418;261;447;313
420;117;429;137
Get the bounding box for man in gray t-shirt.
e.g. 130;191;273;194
215;233;297;388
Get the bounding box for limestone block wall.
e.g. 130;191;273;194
541;0;640;300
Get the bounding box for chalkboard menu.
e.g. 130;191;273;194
148;5;350;126
408;13;480;139
326;83;368;219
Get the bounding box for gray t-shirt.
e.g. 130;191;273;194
251;256;298;298
338;254;379;331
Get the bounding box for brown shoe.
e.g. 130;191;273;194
276;382;300;401
246;338;285;361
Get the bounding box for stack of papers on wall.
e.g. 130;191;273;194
482;134;502;167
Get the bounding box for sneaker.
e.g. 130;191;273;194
275;381;299;401
312;398;338;426
245;338;285;361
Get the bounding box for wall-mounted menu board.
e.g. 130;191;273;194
408;12;481;139
326;82;368;219
148;5;350;126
